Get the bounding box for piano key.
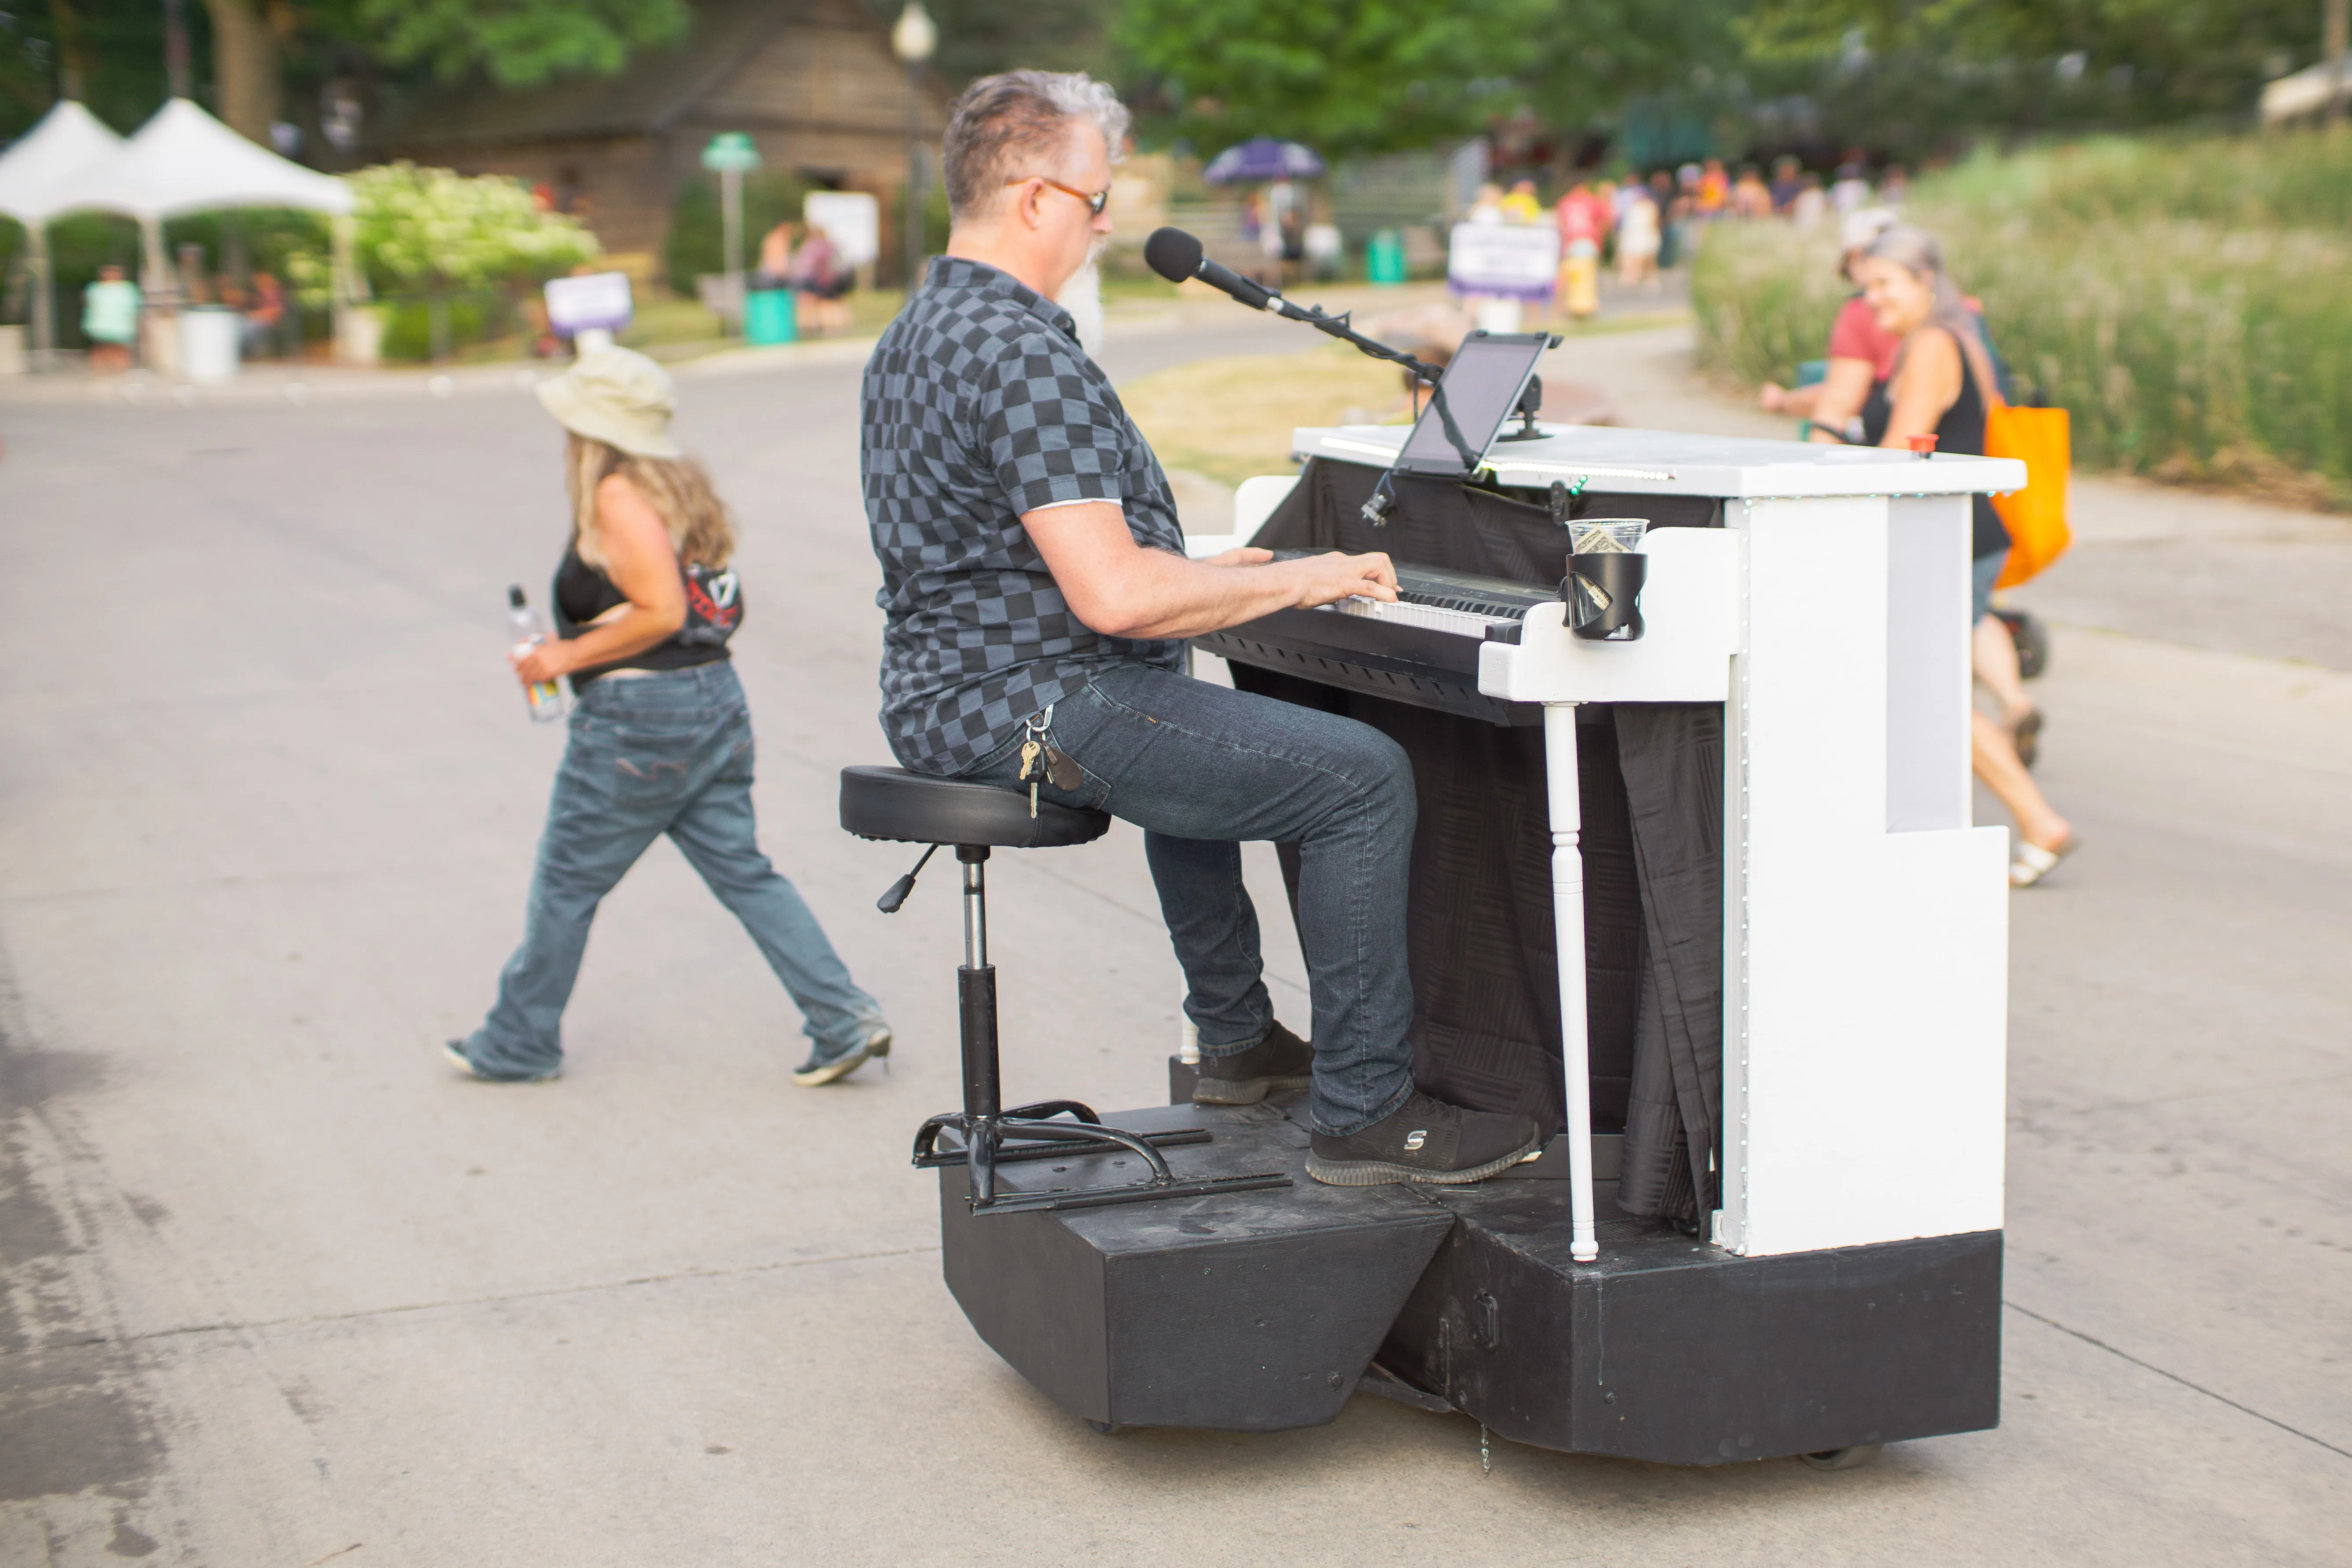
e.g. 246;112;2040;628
1328;596;1512;637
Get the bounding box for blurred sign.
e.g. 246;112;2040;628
701;132;762;173
1447;223;1560;300
545;271;635;335
804;191;881;269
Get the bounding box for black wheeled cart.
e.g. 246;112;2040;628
844;415;2023;1469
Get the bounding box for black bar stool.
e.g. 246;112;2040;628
839;765;1291;1215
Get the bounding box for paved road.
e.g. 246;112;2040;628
1;318;2346;1564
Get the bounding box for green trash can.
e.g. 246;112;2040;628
745;288;798;346
1365;229;1408;285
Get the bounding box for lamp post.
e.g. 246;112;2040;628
701;131;763;334
891;2;937;295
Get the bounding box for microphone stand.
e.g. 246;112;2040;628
1258;295;1445;386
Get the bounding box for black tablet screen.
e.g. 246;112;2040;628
1393;333;1549;477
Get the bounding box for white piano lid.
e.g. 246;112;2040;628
1291;423;2028;499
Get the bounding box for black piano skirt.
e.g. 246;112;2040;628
1233;459;1726;1226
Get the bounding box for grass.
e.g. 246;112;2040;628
1692;129;2352;508
620;298;726;349
1119;343;1408;488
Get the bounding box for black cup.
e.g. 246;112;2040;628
1563;551;1647;640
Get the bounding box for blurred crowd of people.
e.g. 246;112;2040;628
751;217;854;335
76;251;297;376
1467;149;1912;321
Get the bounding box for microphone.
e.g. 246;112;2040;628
1145;227;1291;315
1144;226;1446;387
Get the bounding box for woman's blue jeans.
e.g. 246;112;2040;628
464;662;882;1078
954;662;1417;1137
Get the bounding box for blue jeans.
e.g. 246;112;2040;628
1972;547;2009;624
465;663;883;1078
956;661;1417;1136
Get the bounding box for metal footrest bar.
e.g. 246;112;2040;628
916;1127;1213;1170
967;1171;1293;1215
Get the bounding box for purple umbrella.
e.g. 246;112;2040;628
1202;137;1326;184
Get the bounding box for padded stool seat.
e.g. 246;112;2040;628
840;764;1110;849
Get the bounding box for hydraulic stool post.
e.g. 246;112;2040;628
956;847;1001;1203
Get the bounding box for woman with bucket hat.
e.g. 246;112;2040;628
447;346;892;1085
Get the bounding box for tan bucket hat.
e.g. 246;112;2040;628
535;345;683;458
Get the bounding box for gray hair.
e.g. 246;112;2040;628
1861;224;1973;335
942;71;1130;223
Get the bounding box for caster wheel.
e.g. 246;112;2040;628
1085;1419;1126;1436
1799;1443;1882;1471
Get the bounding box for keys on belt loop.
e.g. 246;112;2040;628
1018;706;1080;819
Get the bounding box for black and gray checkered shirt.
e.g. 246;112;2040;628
861;257;1185;774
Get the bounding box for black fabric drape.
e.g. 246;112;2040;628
1232;459;1722;1211
1612;704;1724;1222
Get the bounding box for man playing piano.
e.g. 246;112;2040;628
860;71;1541;1187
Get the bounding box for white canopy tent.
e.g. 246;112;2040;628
46;98;363;366
0;99;127;353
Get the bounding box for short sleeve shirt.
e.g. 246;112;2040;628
861;257;1186;775
1827;294;1901;380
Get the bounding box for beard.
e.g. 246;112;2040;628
1056;242;1107;358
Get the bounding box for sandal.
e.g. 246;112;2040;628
2007;705;2044;770
2009;834;2077;888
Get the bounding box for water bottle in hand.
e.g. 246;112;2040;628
507;585;567;723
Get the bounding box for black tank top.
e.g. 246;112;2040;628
553;541;743;687
1862;326;2012;560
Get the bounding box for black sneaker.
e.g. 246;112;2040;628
1192;1021;1313;1105
1306;1090;1541;1186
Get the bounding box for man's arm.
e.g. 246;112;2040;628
1023;502;1398;641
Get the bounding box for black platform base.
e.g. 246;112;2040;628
940;1096;2003;1462
939;1102;1453;1431
1380;1187;2003;1465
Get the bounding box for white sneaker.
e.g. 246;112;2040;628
792;1025;891;1087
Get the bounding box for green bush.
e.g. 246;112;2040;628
1694;131;2352;504
377;293;518;361
266;163;602;360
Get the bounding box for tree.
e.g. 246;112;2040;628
854;0;1119;87
1116;0;1737;155
187;0;688;149
357;0;690;89
200;0;279;139
1736;0;2334;142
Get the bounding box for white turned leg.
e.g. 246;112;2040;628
1544;702;1599;1263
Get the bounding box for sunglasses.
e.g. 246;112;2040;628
1006;175;1111;216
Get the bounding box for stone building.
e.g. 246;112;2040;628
371;0;950;279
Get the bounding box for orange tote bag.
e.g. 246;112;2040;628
1986;403;2072;588
1956;328;2072;589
